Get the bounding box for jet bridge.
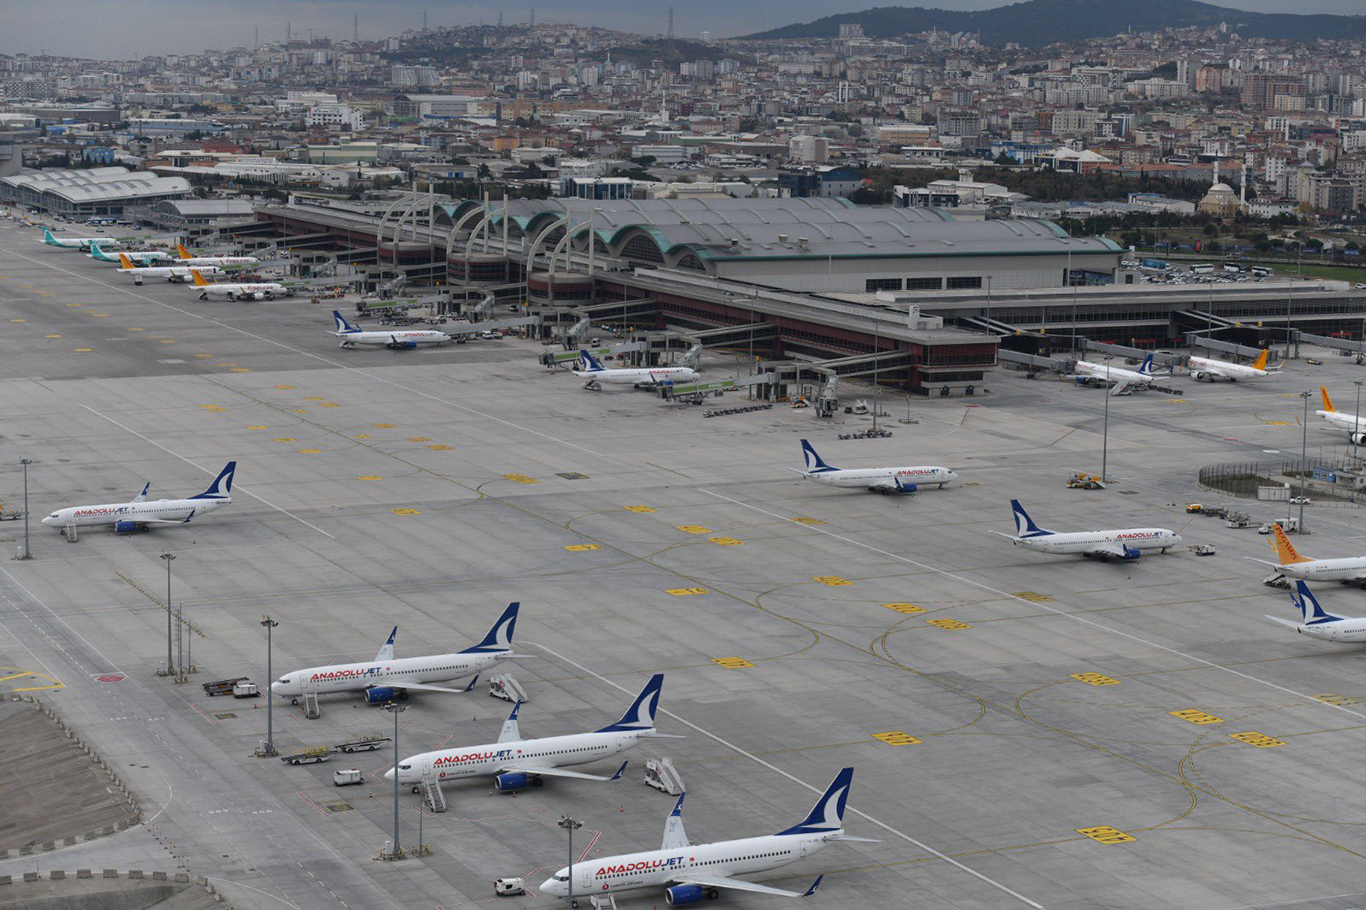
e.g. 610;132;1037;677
538;341;649;368
1186;335;1279;363
1295;331;1366;356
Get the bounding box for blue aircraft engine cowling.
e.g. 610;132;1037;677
494;772;529;792
665;885;705;905
1120;545;1142;561
364;687;397;704
114;520;140;533
894;479;918;493
388;340;418;350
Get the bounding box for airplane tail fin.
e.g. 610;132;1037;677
1271;523;1312;564
133;481;149;503
1252;349;1269;371
189;461;235;500
460;602;519;654
1292;580;1342;624
332;309;359;334
191;269;208;287
1321;386;1338;413
91;245;114;262
177;242;191;260
799;439;837;473
1010;499;1051;537
374;626;396;662
1137;353;1156;376
578;350;605;372
118;253;135;269
41;228;57;245
596;673;664;733
776;767;853;836
497;700;523;743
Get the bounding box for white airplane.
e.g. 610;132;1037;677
1187;349;1275;382
995;499;1181;561
573;350;698;391
793;439;956;495
541;767;875;905
40;462;235;533
41;227;117;250
191;269;292;301
332;310;451;350
1073;353;1164;395
89;244;173;265
176;242;259;268
269;603;523;705
1316;386;1366;444
1249;523;1366;584
114;253;223;282
387;673;678;792
1266;580;1366;643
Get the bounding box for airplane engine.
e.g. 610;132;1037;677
114;520;141;534
364;687;398;704
493;772;529;792
387;341;418;350
665;885;707;905
1352;433;1366;446
1120;545;1142;561
1192;371;1208;381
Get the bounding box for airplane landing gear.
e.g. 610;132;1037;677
583;379;602;392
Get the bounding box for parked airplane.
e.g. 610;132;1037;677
40;228;117;250
40;462;235;533
176;243;258;268
386;673;677;792
89;244;173;265
1266;580;1366;642
995;499;1181;561
1249;523;1366;584
1315;386;1366;444
794;439;957;494
332;310;451;349
1187;349;1275;382
115;253;222;282
1073;353;1164;395
191;269;292;301
572;350;699;391
269;603;523;704
541;767;874;904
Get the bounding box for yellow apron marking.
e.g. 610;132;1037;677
1071;672;1120;686
1230;731;1285;748
391;508;421;516
408;437;432;442
677;525;712;534
883;603;925;614
9;318;24;323
372;423;395;428
276;384;295;390
927;618;971;630
358;475;382;481
812;575;851;586
128;327;145;331
873;731;921;746
1312;693;1359;706
246;425;267;430
502;473;539;484
708;536;743;545
319;402;340;408
74;347;92;352
792;516;824;525
273;438;297;442
427;444;453;450
230;368;250;373
1170;709;1225;724
1077;826;1136;844
1012;591;1052;601
298;449;322;454
564;544;601;552
355;434;371;439
712;657;754;668
667;587;708;596
624;505;655;513
45;334;60;338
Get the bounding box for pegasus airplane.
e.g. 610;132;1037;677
41;228;117;250
40;462;235;533
541;767;875;905
1073;353;1164;395
114;253;222;282
995;499;1181;561
1187;349;1276;382
1265;580;1366;643
332;310;450;350
269;603;523;704
176;243;258;268
1316;386;1366;444
1249;523;1366;584
387;673;678;792
191;269;291;301
794;439;956;494
572;350;698;391
89;245;173;265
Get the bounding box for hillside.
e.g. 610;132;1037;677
744;0;1366;47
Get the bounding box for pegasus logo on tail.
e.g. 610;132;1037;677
1271;524;1311;564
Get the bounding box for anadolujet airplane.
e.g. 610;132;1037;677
1266;580;1366;642
386;673;679;792
1249;523;1366;585
540;767;875;905
996;499;1182;561
1073;353;1165;395
269;603;523;704
1187;349;1276;382
1315;386;1366;444
332;310;451;349
41;462;235;533
793;439;957;494
573;350;698;391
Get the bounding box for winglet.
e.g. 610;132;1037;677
803;875;824;898
1252;349;1269;371
463;674;479;692
1321;386;1337;413
609;760;628;781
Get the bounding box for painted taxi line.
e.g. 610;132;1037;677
1076;826;1136;845
564;544;601;552
712;657;754;669
1071;672;1120;686
883;603;926;615
1229;731;1285;748
667;587;708;596
812;575;851;587
0;667;64;692
1169;709;1224;725
926;618;971;630
873;731;921;746
502;473;539;484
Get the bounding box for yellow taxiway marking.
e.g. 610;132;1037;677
9;318;24;323
873;731;921;746
298;449;322;454
319;402;340;408
812;575;851;586
1012;591;1052;602
407;437;432;442
1313;694;1360;706
624;505;655;513
927;618;971;630
13;684;65;692
90;313;109;317
1077;826;1136;844
1170;709;1225;725
293;408;307;413
275;384;295;390
230;368;250;373
1071;672;1120;686
667;587;708;596
0;672;32;682
157;338;175;343
273;438;297;442
677;525;712;534
65;303;82;307
391;508;421;516
884;603;926;614
304;396;325;401
372;423;395;428
792;516;824;525
217;362;235;366
199;405;226;412
358;475;381;480
354;434;371;439
74;347;92;352
712;657;754;668
427;444;452;451
193;353;213;358
708;536;743;545
128;327;145;331
44;334;60;338
502;473;539;484
564;544;600;552
1229;731;1285;748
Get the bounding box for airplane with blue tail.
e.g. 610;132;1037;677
386;673;678;792
540;767;875;904
1073;352;1167;395
994;499;1181;561
40;462;235;534
269;603;525;705
1266;580;1366;642
793;439;957;494
572;349;698;391
331;310;451;350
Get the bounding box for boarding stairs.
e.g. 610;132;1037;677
489;673;529;703
421;775;446;813
644;757;685;796
302;683;322;720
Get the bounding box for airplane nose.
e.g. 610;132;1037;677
539;878;559;895
383;768;395;781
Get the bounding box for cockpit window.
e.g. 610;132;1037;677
277;677;290;684
399;764;412;770
554;874;569;882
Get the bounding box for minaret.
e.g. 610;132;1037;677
1240;157;1248;205
1212;158;1219;185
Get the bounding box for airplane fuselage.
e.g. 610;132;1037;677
1274;558;1366;582
575;367;699;386
1288;619;1366;642
1014;528;1180;555
41;496;228;530
803;466;957;490
1187;356;1269;382
179;256;258;268
120;265;222;280
337;330;450;349
197;283;289;300
393;729;646;785
1074;361;1156;386
270;651;506;698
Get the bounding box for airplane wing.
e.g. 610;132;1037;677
868;477;914;494
1245;557;1283;568
1082;541;1140;560
1265;615;1301;628
670;874;822;899
378;676;479;694
127;508;195;526
495;761;628;782
1108;379;1132;396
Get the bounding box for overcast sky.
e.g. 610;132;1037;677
0;0;1361;60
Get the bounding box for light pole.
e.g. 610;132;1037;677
161;553;175;675
1356;380;1364;461
18;458;34;559
559;815;582;908
1299;390;1311;531
872;311;880;433
260;617;278;757
386;702;406;859
1101;355;1112;482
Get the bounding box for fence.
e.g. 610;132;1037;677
1199;456;1366;503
